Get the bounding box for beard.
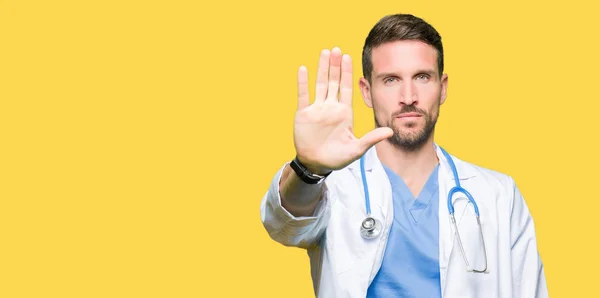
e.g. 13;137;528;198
374;104;439;152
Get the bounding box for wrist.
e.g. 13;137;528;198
290;156;332;184
295;155;330;175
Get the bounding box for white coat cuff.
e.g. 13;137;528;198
263;163;329;237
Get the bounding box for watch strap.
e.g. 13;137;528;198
289;156;331;184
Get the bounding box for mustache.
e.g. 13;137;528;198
391;105;428;117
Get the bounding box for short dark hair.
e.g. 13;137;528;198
362;14;444;82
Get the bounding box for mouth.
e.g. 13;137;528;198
396;112;422;119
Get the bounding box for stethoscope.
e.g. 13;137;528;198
359;146;488;273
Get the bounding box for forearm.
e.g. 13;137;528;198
279;164;326;217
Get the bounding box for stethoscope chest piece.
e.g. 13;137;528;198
360;216;382;239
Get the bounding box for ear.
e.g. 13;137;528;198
359;77;373;108
440;73;448;105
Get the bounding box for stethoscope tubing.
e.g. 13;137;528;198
358;146;488;272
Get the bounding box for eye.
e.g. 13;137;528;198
416;74;430;82
384;77;398;84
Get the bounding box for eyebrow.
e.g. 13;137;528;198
374;69;438;80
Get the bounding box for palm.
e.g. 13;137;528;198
293;48;393;173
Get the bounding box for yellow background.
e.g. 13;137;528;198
1;0;598;297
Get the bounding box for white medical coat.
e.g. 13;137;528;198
260;144;548;297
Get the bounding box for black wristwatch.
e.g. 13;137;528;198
290;156;331;184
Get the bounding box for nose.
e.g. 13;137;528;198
400;81;418;106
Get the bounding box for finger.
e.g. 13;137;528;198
326;47;342;101
315;49;330;104
339;54;353;106
297;66;309;110
357;127;394;153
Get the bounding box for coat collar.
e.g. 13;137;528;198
347;142;477;181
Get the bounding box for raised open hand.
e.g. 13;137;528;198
293;47;393;174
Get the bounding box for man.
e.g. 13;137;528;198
260;14;548;298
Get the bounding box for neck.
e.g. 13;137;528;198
375;137;439;183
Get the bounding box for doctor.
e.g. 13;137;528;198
260;13;548;297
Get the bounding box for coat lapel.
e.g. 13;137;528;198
435;144;477;292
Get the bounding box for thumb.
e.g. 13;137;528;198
357;127;393;153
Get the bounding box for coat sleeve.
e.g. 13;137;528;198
509;177;549;297
259;163;332;249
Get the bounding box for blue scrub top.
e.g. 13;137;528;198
366;163;442;298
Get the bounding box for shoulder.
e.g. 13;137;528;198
452;154;517;194
451;155;525;217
